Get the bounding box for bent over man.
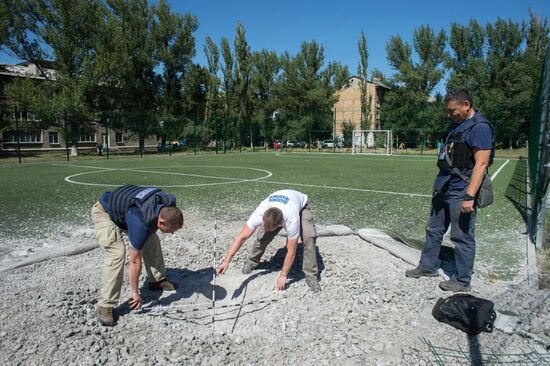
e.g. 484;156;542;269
91;185;184;326
406;89;494;292
216;189;321;293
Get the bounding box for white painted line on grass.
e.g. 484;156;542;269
52;163;116;170
64;165;273;188
491;160;509;181
274;152;435;161
259;180;431;198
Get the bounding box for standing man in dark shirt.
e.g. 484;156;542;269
405;89;494;292
91;185;184;326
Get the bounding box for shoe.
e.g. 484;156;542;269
148;278;177;291
439;280;471;292
96;306;114;326
305;277;321;293
242;262;254;274
405;267;439;279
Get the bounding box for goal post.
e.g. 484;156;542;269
351;130;393;155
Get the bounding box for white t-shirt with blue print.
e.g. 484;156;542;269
246;190;308;239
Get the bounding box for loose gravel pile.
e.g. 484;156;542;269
1;214;549;365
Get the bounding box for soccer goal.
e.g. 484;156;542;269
351;130;393;155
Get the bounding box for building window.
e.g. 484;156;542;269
115;132;123;143
49;132;59;144
2;131;42;143
79;132;96;142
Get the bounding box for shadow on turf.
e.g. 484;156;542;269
505;158;529;224
231;244;325;298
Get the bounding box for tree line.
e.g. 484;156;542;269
0;1;548;151
381;9;549;148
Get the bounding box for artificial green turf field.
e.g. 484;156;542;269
0;151;525;278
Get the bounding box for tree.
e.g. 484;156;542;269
203;35;220;125
180;63;208;147
272;41;339;142
3;0;104;156
233;22;252;148
220;36;235;149
381;25;447;146
357;31;370;129
446;20;486;97
251;49;280;146
153;0;198;116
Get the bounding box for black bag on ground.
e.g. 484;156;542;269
432;294;496;336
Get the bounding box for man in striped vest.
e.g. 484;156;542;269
91;185;184;326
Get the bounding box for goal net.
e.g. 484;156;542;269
351;130;393;155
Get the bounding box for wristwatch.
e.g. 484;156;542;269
463;193;475;201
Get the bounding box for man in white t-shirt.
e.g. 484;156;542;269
216;189;321;293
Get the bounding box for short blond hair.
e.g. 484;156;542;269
263;207;283;228
160;206;184;229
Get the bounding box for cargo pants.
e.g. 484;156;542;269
246;204;319;278
91;202;166;307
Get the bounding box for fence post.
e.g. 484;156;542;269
64;110;70;162
239;118;242;153
193;118;197;155
223;116;227;154
215;118;219;154
103;113;110;159
308;112;312;152
13;108;22;164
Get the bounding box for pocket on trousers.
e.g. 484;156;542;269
301;209;318;238
96;225;120;247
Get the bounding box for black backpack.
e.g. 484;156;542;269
432;294;496;336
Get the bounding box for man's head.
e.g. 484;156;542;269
444;89;474;123
157;206;184;234
262;207;283;232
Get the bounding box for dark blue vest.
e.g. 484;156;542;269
107;185;174;233
433;112;494;193
438;114;494;172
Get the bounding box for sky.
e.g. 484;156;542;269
1;0;549;92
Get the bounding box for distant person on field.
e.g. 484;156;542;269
91;185;184;326
96;142;103;157
405;89;494;292
216;189;321;293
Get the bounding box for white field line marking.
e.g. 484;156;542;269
63;165;272;188
491;160;509;181
59;162;430;197
260;180;431;198
61;163;429;197
55;163;254;180
274;152;435;161
52;163;116;170
55;163;257;180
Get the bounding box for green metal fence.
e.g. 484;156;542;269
528;45;550;249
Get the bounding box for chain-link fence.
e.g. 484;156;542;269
528;46;550;249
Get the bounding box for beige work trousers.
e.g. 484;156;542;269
91;202;166;307
247;205;319;278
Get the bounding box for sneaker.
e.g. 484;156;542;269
242;262;254;274
405;267;439;279
96;306;114;326
439;280;471;292
148;278;178;291
305;277;321;293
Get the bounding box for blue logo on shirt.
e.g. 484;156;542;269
135;187;157;200
268;195;289;204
